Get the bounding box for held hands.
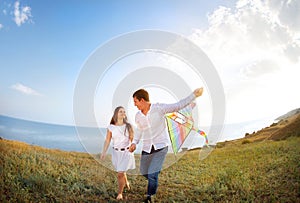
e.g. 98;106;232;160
100;153;106;160
194;87;204;97
129;143;136;152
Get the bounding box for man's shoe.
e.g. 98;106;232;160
144;195;152;203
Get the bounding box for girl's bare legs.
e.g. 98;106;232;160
124;172;130;190
117;172;125;200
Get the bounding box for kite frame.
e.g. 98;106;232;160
165;104;208;154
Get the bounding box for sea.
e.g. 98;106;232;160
0;115;106;153
0;115;275;153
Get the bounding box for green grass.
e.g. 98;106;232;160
1;136;299;202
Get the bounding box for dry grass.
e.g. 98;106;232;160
1;134;299;202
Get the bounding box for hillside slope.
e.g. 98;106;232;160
275;108;300;121
1;135;299;202
216;109;300;148
245;110;300;142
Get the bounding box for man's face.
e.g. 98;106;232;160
133;97;144;110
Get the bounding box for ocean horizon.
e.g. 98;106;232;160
0;115;275;153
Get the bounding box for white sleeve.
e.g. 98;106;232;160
132;114;142;145
107;124;113;132
159;93;196;114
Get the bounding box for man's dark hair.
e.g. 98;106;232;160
133;89;149;102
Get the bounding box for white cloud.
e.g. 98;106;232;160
11;83;42;96
0;23;3;29
191;0;299;62
240;60;280;78
13;1;32;26
267;0;300;31
189;0;300;123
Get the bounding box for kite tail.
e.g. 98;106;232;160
193;127;209;146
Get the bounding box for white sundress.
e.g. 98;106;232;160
107;124;135;172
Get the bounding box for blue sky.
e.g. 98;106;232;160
1;0;300;134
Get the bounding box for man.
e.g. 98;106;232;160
129;87;204;202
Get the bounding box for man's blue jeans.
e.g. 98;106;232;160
140;146;168;196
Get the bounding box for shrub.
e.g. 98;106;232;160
242;139;252;144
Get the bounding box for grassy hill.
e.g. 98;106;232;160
217;110;300;148
1;113;299;202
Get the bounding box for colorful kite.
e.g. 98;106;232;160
165;103;208;154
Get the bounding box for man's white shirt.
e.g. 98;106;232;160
133;93;196;153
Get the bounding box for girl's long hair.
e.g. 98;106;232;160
110;106;133;140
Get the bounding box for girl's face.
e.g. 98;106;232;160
117;108;126;120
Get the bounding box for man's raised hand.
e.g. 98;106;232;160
194;87;204;97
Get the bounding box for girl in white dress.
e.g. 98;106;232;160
101;106;135;200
